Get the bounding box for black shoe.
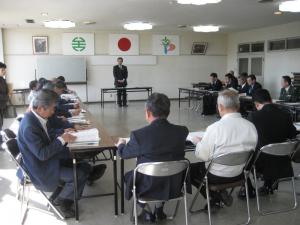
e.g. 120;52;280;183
154;206;167;221
136;210;155;224
219;190;233;207
87;164;107;185
238;186;256;199
259;184;277;196
55;199;75;218
122;104;128;107
203;201;221;214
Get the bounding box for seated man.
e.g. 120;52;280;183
238;72;249;94
246;74;262;96
248;89;297;195
224;73;238;90
17;90;103;218
207;73;223;91
28;80;38;103
279;75;297;102
190;90;257;211
117;93;189;223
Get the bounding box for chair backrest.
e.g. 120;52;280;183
210;151;253;167
3;128;17;140
4;139;21;164
133;160;190;186
260;141;297;157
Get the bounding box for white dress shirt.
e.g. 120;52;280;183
31;110;65;145
195;112;258;177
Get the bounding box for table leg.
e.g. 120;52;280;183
113;149;118;216
73;158;79;221
188;91;191;108
121;158;125;214
179;89;181;108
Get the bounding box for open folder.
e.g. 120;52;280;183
67;128;100;147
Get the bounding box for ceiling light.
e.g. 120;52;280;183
177;0;222;5
83;21;96;25
124;22;153;30
41;12;48;17
279;0;300;12
274;11;283;15
44;20;75;28
193;25;219;32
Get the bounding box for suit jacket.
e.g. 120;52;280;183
17;111;71;191
247;82;262;96
208;79;223;91
248;104;297;179
279;86;297;102
238;83;250;94
55;97;73;118
0;77;8;109
118;118;189;200
113;65;128;87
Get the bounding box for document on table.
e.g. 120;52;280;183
61;94;78;101
68;128;100;147
186;131;205;143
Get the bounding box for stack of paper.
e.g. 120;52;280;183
186;131;205;143
67;114;90;125
61;94;78;101
68;128;100;147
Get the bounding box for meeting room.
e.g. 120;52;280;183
1;1;300;225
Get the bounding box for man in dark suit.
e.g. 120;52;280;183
248;89;297;195
0;62;8;149
117;93;189;223
113;57;128;107
224;73;238;90
247;74;262;96
207;73;222;91
18;89;92;218
279;75;297;102
238;72;249;94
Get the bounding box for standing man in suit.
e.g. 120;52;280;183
247;74;262;96
0;62;8;150
279;75;297;102
208;73;223;91
113;57;128;107
117;93;189;223
248;89;297;195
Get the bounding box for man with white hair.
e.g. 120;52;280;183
190;90;258;211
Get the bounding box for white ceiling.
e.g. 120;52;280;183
0;0;300;32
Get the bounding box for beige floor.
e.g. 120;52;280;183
1;100;300;225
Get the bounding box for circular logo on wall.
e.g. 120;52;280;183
118;37;131;52
72;37;86;51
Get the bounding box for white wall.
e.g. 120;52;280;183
0;29;3;63
3;28;227;102
227;21;300;98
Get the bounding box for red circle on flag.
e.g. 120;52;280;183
118;38;131;52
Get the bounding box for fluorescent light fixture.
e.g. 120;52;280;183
193;25;219;32
41;12;48;17
279;0;300;12
274;11;283;15
44;20;75;28
124;22;153;30
177;0;222;5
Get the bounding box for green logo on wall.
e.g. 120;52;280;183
72;37;86;51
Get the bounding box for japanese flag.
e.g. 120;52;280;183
109;34;139;55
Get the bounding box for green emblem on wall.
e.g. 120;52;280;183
72;37;86;51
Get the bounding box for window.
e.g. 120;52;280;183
251;42;264;52
238;58;249;75
287;37;300;50
251;57;263;76
238;44;250;53
268;39;286;51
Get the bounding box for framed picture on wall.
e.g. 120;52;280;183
191;42;208;55
32;36;48;54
